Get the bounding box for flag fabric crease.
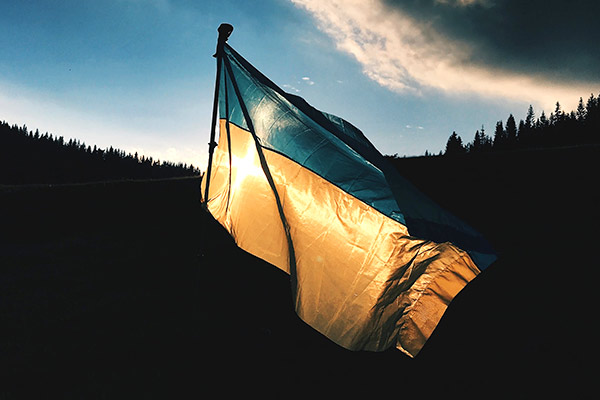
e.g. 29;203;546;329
201;39;496;357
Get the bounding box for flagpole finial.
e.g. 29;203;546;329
214;23;233;57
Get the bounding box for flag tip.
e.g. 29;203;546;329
218;23;234;39
214;23;233;57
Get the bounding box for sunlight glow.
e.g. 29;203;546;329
230;136;264;197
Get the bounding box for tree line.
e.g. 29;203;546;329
0;120;201;184
443;93;600;156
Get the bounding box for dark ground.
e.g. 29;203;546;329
1;146;598;398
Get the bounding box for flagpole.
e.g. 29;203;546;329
202;23;233;206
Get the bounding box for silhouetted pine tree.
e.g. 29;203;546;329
551;102;563;125
536;110;550;145
576;97;586;122
468;125;491;153
506;114;518;148
445;131;466;156
493;120;506;150
470;129;482;153
519;105;535;146
518;119;525;141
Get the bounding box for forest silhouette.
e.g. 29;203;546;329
442;93;600;156
0;120;200;184
385;92;599;158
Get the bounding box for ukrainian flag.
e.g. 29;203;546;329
201;33;495;357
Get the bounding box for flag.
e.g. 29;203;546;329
201;38;496;357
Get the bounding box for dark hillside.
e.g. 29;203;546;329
1;145;597;397
1;178;208;397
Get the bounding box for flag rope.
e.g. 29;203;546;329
223;67;233;211
222;55;299;296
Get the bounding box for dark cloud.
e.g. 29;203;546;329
383;0;600;83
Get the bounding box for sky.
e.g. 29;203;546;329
1;0;598;169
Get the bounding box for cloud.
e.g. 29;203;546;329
291;0;599;109
434;0;492;7
283;83;301;93
384;0;600;82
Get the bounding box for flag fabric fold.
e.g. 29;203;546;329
201;42;495;357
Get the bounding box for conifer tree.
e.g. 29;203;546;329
538;111;549;129
525;105;535;128
506;114;518;148
445;131;465;155
518;119;526;143
480;125;492;151
493;120;505;149
551;102;563;125
576;97;586;121
472;129;482;152
586;93;596;115
519;105;535;146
